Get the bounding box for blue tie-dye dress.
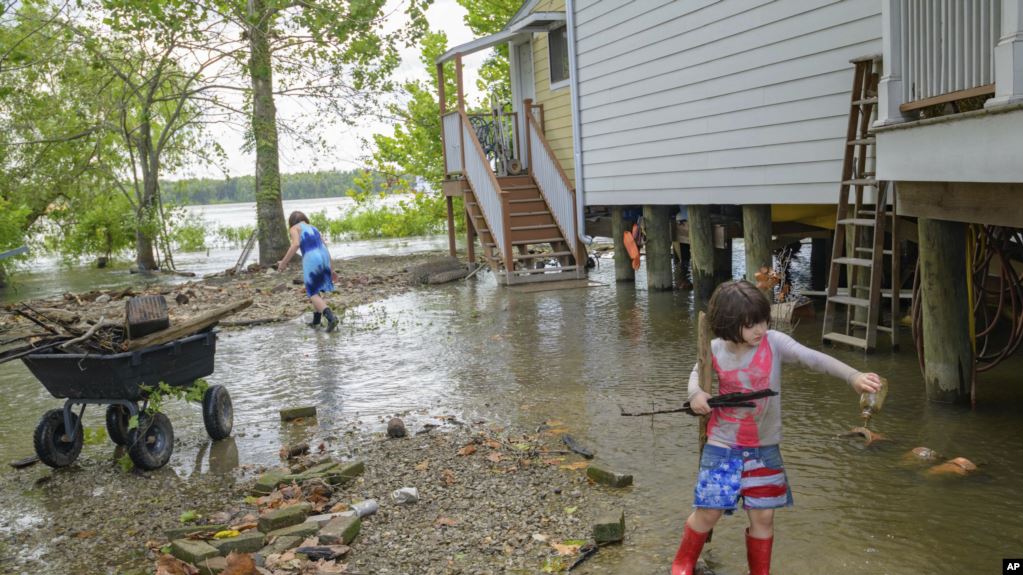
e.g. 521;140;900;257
298;223;334;297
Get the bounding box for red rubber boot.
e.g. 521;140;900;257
670;523;709;575
746;528;774;575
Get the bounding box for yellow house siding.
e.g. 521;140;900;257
528;0;575;184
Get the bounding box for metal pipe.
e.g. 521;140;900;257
565;0;592;246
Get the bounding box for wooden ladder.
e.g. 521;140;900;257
822;56;900;352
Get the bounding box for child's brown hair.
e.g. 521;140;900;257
288;211;310;228
707;280;771;343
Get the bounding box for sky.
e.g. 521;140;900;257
172;0;491;180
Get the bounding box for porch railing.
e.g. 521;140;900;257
525;107;579;264
459;110;510;266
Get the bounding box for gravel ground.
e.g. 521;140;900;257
0;420;625;574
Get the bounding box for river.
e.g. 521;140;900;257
1;204;1021;573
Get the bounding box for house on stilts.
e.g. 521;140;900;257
437;0;1023;404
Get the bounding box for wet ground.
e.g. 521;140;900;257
2;243;1023;574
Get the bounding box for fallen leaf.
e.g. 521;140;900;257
559;461;588;471
73;530;96;539
457;444;477;456
220;551;257;575
414;459;430;471
213;530;241;539
179;510;199;524
551;541;581;556
155;554;199;575
564;506;577;515
329;502;349;513
543;458;565;465
434;516;459;527
228;522;258;533
486;452;503;463
483;439;502;449
441;469;457;485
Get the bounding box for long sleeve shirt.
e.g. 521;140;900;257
686;330;860;448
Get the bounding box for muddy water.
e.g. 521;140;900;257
2;246;1023;574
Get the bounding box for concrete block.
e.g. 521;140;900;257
210;530;266;555
586;465;634;488
318;515;361;545
196;556;227;575
170;539;219;565
267;520;320;540
259;535;303;556
307;511;357;528
251;470;289;495
325;460;365;485
164;523;228;541
280;406;316;421
258;503;312;533
593;510;625;544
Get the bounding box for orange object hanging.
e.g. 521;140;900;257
623;228;641;270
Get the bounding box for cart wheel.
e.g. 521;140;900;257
128;412;174;470
105;405;133;446
33;409;83;468
202;385;233;441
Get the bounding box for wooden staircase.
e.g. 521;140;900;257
464;174;584;284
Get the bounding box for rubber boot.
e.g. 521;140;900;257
671;523;709;575
308;312;322;328
323;308;339;332
746;528;773;575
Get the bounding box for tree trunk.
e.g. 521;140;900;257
0;266;7;289
248;0;288;266
134;130;159;270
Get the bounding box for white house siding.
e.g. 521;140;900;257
573;0;882;206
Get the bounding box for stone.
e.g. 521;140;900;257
586;465;634;488
387;418;407;438
251;470;289;495
170;539;219;565
318;515;361;545
210;530;266;555
258;503;312;533
325;460;365;485
196;556;227;575
164;523;228;541
95;294;112;303
267;520;320;540
306;511;357;528
259;535;303;556
593;510;626;544
295;545;350;561
280;406;317;421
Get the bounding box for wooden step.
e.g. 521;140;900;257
507;213;557;227
847;137;876;146
497;175;533;187
837;218;876;227
852;97;878;106
512;237;563;246
829;295;870;307
513;251;573;260
506;199;548;212
510;210;552;217
850;320;893;333
512;265;578;275
855;247;892;256
857;210;893;217
502;187;541;201
842;179;878;187
501;185;538;191
822;332;868;349
833;257;873;268
510;224;558;232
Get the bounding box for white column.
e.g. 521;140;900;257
877;0;908;126
987;0;1023;107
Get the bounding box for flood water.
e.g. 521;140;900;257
2;238;1022;573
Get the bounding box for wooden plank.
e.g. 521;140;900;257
899;84;994;112
126;299;252;350
898;181;1023;228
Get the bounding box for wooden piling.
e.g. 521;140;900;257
611;207;635;283
446;196;456;257
742;205;772;291
810;237;830;291
688;205;716;301
918;217;972;404
644;205;673;290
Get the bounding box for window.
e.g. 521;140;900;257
548;25;570;89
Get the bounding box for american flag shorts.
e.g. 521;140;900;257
692;444;794;512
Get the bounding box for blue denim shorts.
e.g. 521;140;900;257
693;444;794;513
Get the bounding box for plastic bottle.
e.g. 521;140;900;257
350;499;379;518
859;376;889;420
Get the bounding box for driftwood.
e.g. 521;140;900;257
59;317;116;351
126;299;252;350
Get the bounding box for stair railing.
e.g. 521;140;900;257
524;100;580;265
458;109;512;271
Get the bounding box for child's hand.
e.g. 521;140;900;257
852;372;883;394
690;391;712;415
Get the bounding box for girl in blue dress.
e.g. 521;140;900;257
276;211;340;331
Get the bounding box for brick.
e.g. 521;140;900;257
210;530;266;555
164;523;228;541
280;406;317;421
251;470;289;495
258;503;312;533
259;535;303;556
307;511;356;528
318;515;361;545
586;465;634;488
196;556;227;575
325;460;365;485
593;510;625;544
267;520;320;540
170;539;219;565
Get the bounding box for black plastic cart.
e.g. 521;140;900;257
21;330;233;470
